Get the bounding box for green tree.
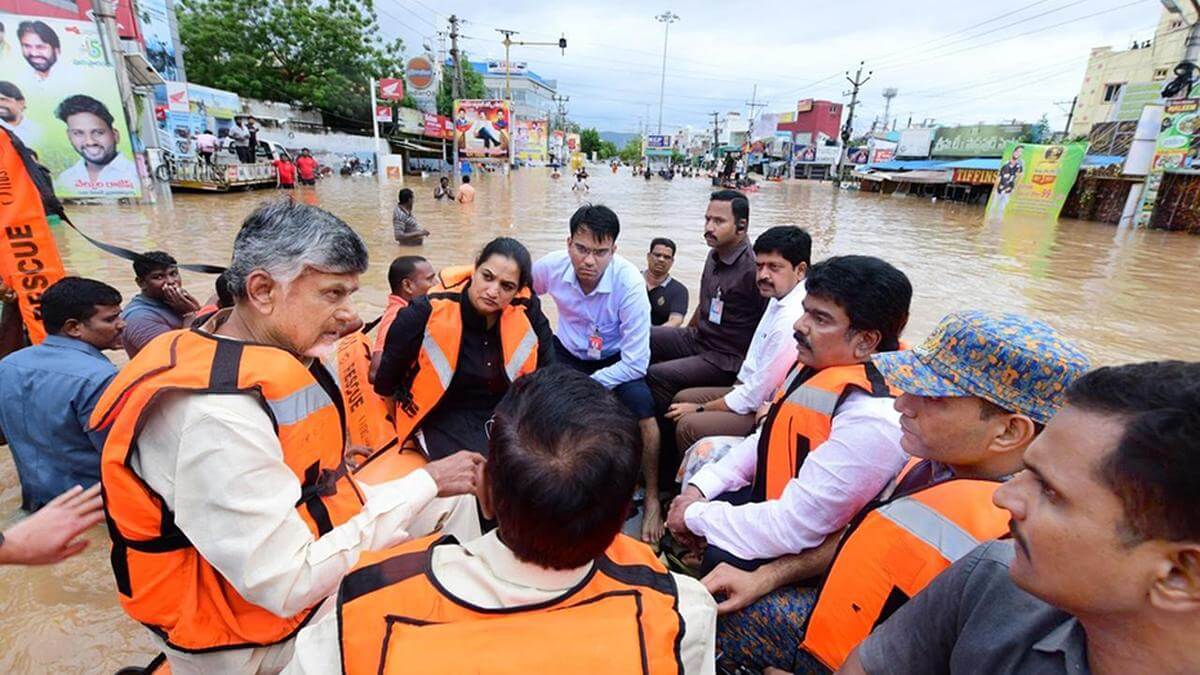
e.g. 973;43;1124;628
436;58;488;116
178;0;404;131
579;128;602;156
598;140;619;160
618;138;643;163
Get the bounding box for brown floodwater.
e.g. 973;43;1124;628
2;169;1199;671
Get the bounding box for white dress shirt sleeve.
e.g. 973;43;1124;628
591;268;652;389
143;392;439;618
723;328;798;415
687;428;761;499
684;392;906;561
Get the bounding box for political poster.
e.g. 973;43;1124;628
566;132;581;155
1135;99;1200;227
987;141;1087;220
514;118;548;162
549;129;565;162
454;99;510;160
1;13;141;198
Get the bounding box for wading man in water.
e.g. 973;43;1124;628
93;200;483;674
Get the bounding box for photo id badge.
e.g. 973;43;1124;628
587;330;604;359
708;297;724;325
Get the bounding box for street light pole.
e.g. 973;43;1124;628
655;10;679;135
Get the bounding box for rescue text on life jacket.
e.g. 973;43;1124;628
753;360;897;501
801;457;1009;669
336;533;686;675
390;265;539;447
91;326;366;652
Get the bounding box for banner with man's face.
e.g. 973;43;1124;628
0;13;141;198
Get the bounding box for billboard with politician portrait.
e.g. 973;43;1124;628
454;99;510;160
514;118;548;162
0;13;141;198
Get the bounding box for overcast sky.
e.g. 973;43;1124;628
378;0;1175;134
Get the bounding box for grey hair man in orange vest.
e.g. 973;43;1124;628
842;360;1200;675
700;311;1089;674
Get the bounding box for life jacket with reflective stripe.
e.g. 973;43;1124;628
801;457;1008;669
326;330;397;454
392;266;539;446
753;361;898;501
336;533;685;675
91;328;366;653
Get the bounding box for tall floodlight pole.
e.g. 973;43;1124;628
655;11;679;134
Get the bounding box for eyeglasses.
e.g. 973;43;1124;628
484;415;495;439
571;241;613;260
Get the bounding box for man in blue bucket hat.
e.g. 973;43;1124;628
702;310;1090;674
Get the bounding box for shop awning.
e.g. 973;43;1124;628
124;53;164;87
885;169;951;184
867;159;947;171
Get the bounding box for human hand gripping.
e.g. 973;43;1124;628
0;484;104;566
701;562;774;614
666;485;706;545
423;451;486;497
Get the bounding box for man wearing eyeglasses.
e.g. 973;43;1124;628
532;204;663;545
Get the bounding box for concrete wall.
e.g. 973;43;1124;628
1071;7;1194;137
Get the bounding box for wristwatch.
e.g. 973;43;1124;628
694;405;705;414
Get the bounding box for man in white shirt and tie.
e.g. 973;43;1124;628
532;204;665;544
665;226;810;451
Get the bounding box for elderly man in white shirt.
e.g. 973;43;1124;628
287;366;717;675
531;204;665;544
666;255;913;575
665;226;811;451
93;201;484;675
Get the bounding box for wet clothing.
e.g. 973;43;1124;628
296;155;318;181
0;335;116;510
647;274;689;326
858;540;1088;675
392;205;425;243
121;293;186;358
274;159;296;186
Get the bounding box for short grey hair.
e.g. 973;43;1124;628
226;200;368;298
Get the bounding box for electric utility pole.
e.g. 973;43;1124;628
746;84;768;128
709;111;721;166
449;14;463;187
1055;96;1078;137
835;61;871;187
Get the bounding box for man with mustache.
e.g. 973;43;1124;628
17;21;60;85
841;360;1200;675
666;256;911;580
0;81;41;147
665;226;810;452
53;95;138;193
698;312;1089;673
648;190;768;477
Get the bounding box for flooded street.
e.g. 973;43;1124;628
3;169;1200;671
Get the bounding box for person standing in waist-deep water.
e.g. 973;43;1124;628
644;237;689;328
0;277;124;511
374;237;556;460
457;174;475;203
273;154;297;189
433;175;454;200
120;251;202;358
392;188;430;245
295;148;319;186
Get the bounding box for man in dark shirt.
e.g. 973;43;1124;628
645;237;688;327
647;190;767;416
991;144;1023;216
842;361;1200;675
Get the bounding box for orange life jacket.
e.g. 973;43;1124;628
753;361;898;501
392;266;539;446
91;328;366;653
337;533;685;675
326;329;397;454
801;458;1009;669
